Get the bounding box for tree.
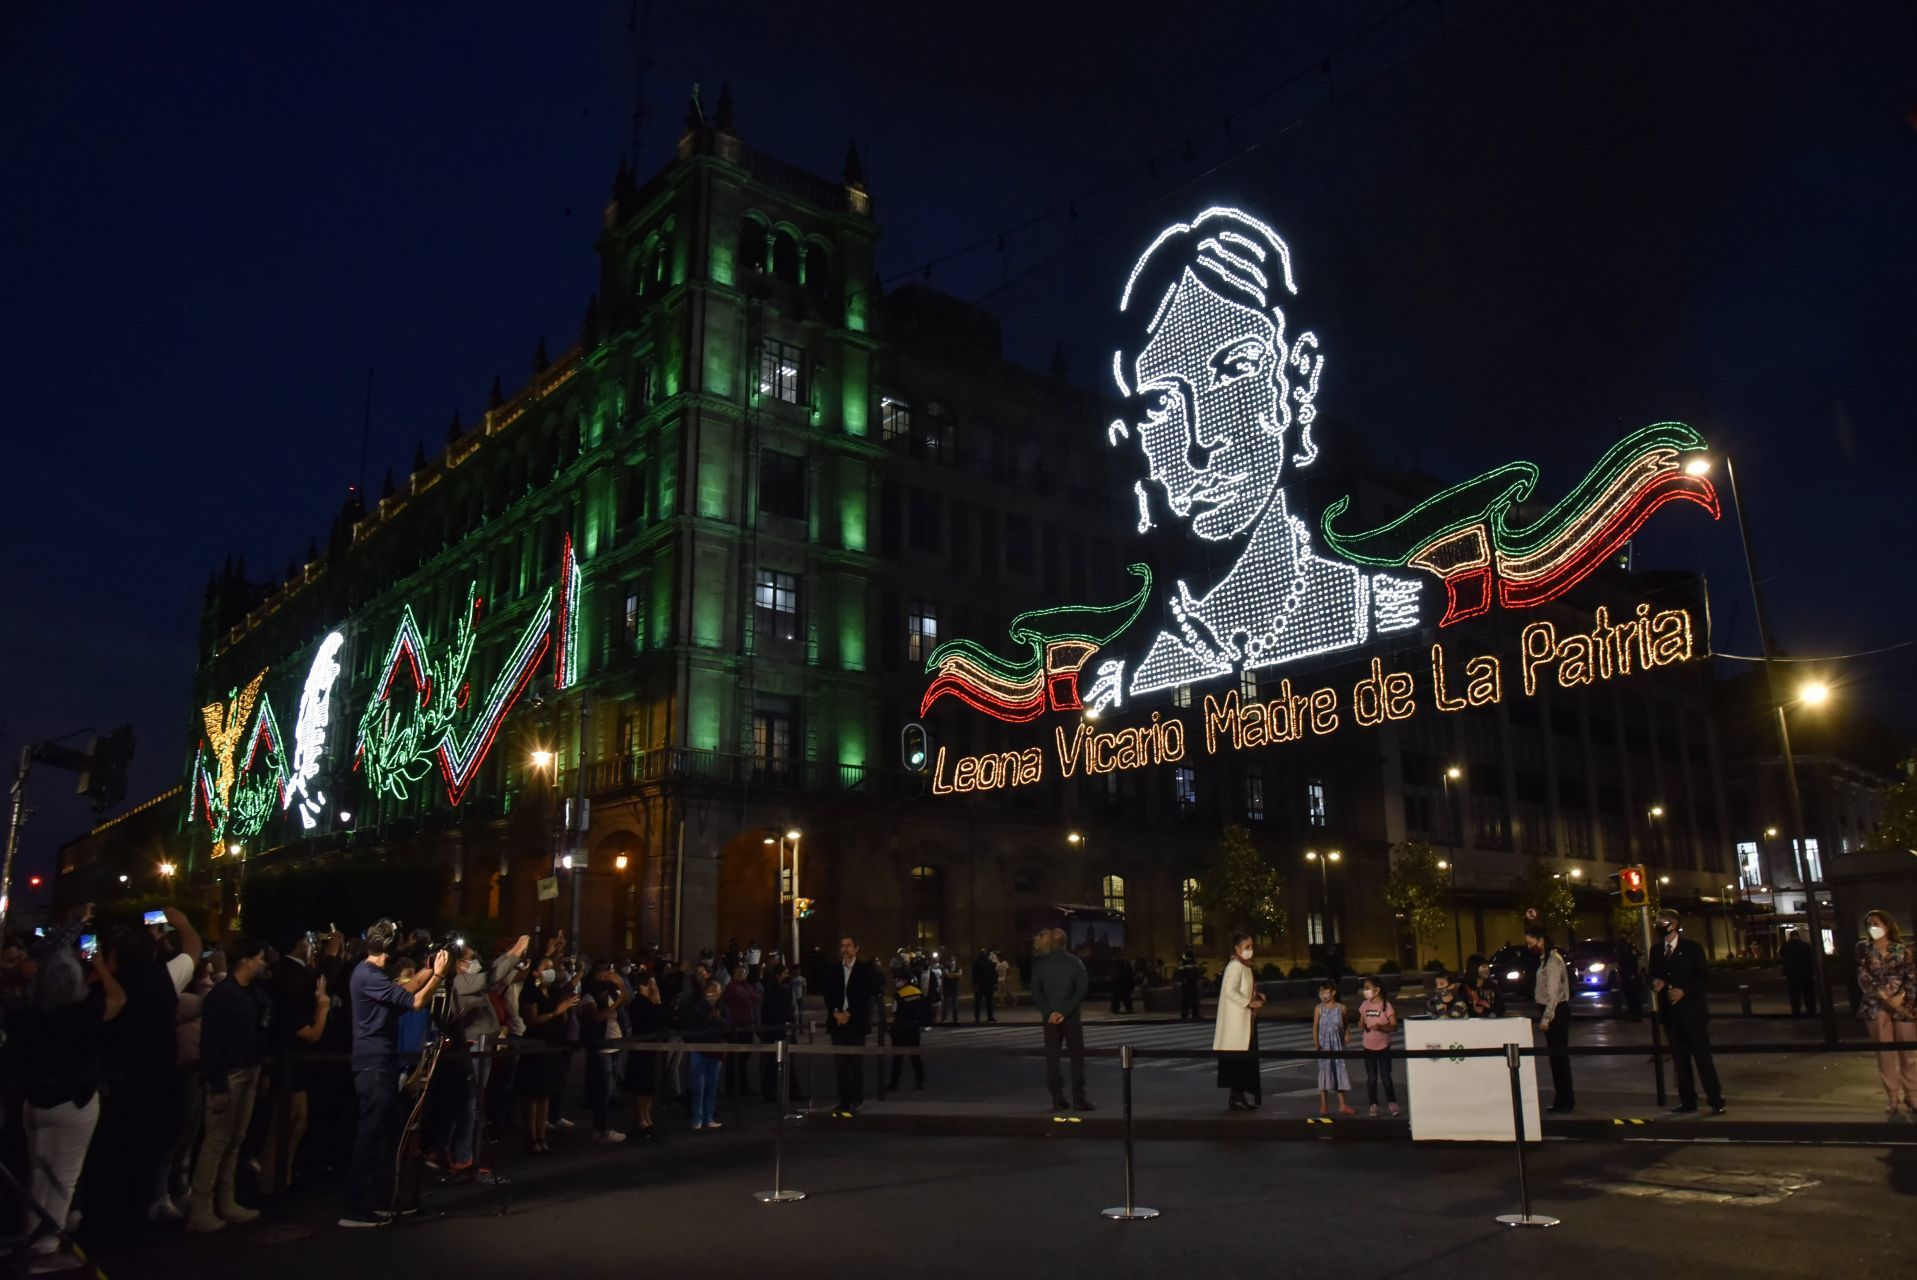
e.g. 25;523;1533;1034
1872;756;1917;853
1190;825;1287;951
1385;841;1451;966
1511;857;1577;941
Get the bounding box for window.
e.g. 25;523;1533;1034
622;589;640;648
920;410;956;463
1794;838;1823;884
758;339;804;404
1173;685;1192;709
758;449;805;520
1182;878;1204;946
909;865;943;948
752;695;797;782
1005;515;1033;570
907;601;938;664
1736;840;1763;890
754;569;799;642
880;395;911;443
1173;767;1197;814
1245;768;1266;822
739;217;768;274
1101;874;1126;914
1306;779;1327;827
1240;668;1261;701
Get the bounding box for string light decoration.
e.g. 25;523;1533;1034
193;670;269;841
356;583;553;804
1320;422;1719;626
919;565;1152;722
556;532;582;690
284;631;345;829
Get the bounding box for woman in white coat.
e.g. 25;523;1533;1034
1213;932;1267;1111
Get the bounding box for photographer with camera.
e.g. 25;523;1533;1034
339;919;449;1229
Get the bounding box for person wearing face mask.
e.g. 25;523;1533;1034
514;957;579;1153
1855;910;1917;1118
1462;955;1505;1019
1647;910;1723;1115
1526;924;1574;1113
680;979;728;1131
1213;932;1267;1112
437;935;527;1173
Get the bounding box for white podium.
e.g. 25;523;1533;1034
1404;1015;1541;1142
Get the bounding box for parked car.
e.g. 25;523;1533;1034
1489;945;1537;1002
1567;939;1624;992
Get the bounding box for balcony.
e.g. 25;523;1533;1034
566;749;876;799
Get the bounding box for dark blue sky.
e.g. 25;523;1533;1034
4;2;1914;875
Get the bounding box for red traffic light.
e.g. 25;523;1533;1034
28;875;42;889
1619;864;1649;908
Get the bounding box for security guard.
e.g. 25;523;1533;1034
887;973;928;1090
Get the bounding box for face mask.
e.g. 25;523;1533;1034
459;960;478;976
1240;949;1254;962
1869;925;1888;941
539;968;556;985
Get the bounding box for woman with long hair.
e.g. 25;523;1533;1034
1856;909;1917;1119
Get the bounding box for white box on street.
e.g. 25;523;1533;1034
1404;1015;1542;1142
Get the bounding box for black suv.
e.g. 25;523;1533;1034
1489;945;1538;1002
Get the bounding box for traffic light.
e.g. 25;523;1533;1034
77;725;135;811
27;876;42;891
900;722;930;773
1619;864;1649;909
793;897;816;919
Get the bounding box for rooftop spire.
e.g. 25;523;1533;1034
843;138;865;189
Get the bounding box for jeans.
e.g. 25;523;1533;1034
343;1064;401;1218
451;1048;492;1165
191;1066;261;1218
1363;1048;1396;1105
688;1053;722;1126
26;1095;99;1256
1043;1019;1087;1100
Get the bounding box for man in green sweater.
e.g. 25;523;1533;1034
1032;928;1094;1112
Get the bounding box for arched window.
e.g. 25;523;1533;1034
771;229;801;284
1101;874;1126;915
739;216;769;274
909;865;944;948
803;240;832;300
1182;877;1204;946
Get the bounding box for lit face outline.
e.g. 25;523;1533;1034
1128;267;1289;543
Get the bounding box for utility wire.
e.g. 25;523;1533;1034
1710;641;1916;664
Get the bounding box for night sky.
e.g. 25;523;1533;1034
4;2;1914;878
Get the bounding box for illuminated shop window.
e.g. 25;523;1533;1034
1182;878;1204;946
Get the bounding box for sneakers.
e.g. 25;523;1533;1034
593;1129;627;1144
218;1201;260;1225
185;1210;227;1234
554;1117;577;1129
1368;1104;1380;1117
337;1213;384;1229
148;1195;185;1224
1388;1103;1402;1117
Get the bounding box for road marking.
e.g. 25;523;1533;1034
1566;1162;1820;1206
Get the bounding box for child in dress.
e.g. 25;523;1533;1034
1314;982;1355;1115
1358;977;1401;1117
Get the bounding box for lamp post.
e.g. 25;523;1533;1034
1437;858;1463;971
785;829;803;965
1686;452;1838;1042
1305;849;1342;955
1068;831;1088;905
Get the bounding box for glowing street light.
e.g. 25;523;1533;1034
1683;456;1713;478
1648;805;1666;819
1066;832;1084;845
530;749;554;769
1445;765;1463;781
1798;680;1831;707
158;861;176;878
1764;826;1779;838
1569;868;1584;879
338;810;353;824
614;853;630;871
227;843;242;857
1658;875;1671;886
118;874;129;884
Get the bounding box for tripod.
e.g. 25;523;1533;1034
392;979;513;1219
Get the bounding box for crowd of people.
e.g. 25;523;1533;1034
3;897;1912;1268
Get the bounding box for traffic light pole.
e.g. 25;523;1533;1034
1641;902;1666;1107
0;748;33;936
0;737;115;935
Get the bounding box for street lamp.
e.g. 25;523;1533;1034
784;829;803;964
1436;858;1463;970
1798;680;1830;708
158;861;176;878
1686;450;1838;1041
1305;850;1342;954
615;853;629;871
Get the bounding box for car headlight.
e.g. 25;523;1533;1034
1505;970;1521;980
1586;963;1606;974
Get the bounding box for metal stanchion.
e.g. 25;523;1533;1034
1101;1044;1159;1222
1495;1042;1559;1229
754;1040;806;1204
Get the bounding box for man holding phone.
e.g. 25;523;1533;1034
339;919;448;1228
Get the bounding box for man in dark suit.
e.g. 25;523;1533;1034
972;949;999;1023
1780;929;1817;1018
820;934;877;1117
1648;910;1725;1115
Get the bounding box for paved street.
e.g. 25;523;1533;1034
110;1126;1914;1279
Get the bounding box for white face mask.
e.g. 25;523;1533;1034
539;968;557;985
1240;949;1254;962
459;960;478;975
1869;925;1888;941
